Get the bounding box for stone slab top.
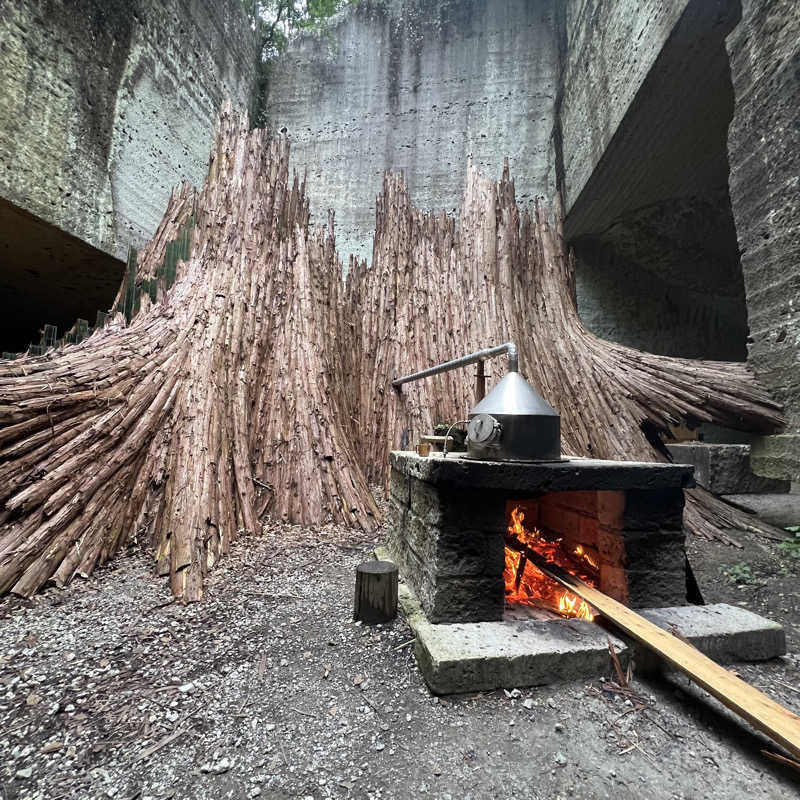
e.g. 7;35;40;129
389;451;695;492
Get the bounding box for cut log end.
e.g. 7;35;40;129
353;560;399;625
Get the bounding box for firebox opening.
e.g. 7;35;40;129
504;495;607;621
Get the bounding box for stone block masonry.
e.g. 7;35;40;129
381;551;787;695
666;443;790;495
387;452;693;623
388;474;507;623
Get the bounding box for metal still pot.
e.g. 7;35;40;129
466;370;560;462
391;342;561;462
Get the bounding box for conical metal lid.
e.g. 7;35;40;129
470;371;558;417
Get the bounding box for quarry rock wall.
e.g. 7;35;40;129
266;0;751;363
2;0;798;477
0;0;257;260
727;0;800;478
558;0;691;217
559;0;748;363
265;0;560;264
264;0;799;477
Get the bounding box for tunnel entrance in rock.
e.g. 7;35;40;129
0;197;124;354
564;0;746;363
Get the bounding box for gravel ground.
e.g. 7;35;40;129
2;493;800;800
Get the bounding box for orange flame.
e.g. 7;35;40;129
504;505;598;621
573;544;598;570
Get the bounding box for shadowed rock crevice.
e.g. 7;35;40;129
563;0;747;361
0;197;124;352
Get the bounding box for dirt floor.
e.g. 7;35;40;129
1;494;800;800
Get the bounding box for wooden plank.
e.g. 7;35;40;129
509;538;800;760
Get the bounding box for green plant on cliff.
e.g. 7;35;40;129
243;1;358;125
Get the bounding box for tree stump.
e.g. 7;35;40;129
353;561;398;624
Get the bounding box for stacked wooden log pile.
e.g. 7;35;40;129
0;108;785;600
0;108;378;601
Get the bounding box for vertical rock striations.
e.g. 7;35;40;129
726;0;800;481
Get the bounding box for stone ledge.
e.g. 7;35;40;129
390;452;695;492
667;442;790;494
750;434;800;483
637;604;786;666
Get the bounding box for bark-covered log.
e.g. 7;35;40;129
0;111;785;602
353;560;398;624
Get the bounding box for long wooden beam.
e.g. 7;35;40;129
506;535;800;760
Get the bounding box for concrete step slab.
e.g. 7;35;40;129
398;581;631;695
637;603;786;667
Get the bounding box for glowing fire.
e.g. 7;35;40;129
504;506;598;621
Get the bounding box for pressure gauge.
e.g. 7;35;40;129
467;413;502;445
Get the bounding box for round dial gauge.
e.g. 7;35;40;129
467;413;502;444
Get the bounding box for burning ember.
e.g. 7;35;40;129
504;506;598;621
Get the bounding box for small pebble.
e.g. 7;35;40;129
200;757;232;775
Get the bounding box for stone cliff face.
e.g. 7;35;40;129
0;0;257;260
558;0;692;216
1;0;137;258
264;0;799;478
560;0;748;363
0;0;257;350
727;0;800;478
266;0;750;361
265;0;560;264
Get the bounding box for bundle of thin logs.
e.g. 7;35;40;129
0;107;785;600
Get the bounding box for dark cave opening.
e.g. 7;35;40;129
0;197;124;354
565;0;747;363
